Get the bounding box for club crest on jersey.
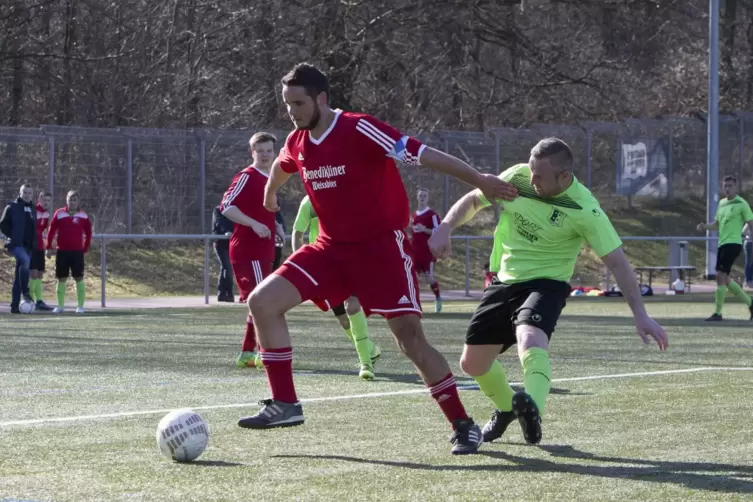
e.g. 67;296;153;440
549;208;567;227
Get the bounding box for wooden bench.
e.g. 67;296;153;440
633;266;697;292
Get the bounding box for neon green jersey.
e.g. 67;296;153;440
293;195;319;243
478;164;622;284
714;195;753;246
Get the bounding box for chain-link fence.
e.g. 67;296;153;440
2;114;753;234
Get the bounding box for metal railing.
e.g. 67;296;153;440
92;234;718;307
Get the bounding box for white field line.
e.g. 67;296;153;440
0;366;750;427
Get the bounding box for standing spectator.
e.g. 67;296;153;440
274;211;286;270
212;204;235;302
0;184;37;313
30;191;53;311
47;190;92;314
744;222;753;289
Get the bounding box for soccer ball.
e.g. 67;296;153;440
156;409;209;462
19;301;35;314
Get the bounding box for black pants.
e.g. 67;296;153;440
274;245;283;270
214;244;234;296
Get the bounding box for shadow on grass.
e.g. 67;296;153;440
185;459;245;467
273;444;753;494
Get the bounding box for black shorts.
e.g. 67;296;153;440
55;250;85;279
332;303;346;317
466;278;571;354
716;244;742;275
30;249;46;272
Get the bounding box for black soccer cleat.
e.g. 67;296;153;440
481;409;517;443
511;391;543;445
238;399;304;429
705;313;723;322
35;301;53;312
450;418;483;455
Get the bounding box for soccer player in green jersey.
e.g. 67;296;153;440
697;175;753;321
429;138;669;445
292;195;381;380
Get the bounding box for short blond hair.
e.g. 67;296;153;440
66;190;79;199
249;132;277;150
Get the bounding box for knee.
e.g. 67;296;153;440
248;288;276;319
717;273;728;285
345;297;361;316
515;324;549;357
459;349;494;377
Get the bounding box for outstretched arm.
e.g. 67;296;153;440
429;190;490;259
419;148;517;202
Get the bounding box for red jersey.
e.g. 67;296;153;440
411;208;440;253
220;166;276;263
35;203;50;250
278;110;425;243
47;207;92;252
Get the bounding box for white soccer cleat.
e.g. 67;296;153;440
75;307;85;314
53;307;64;314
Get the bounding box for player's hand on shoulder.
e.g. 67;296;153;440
478;173;517;202
428;223;452;259
634;313;668;351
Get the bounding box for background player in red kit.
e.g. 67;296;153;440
237;63;518;455
411;188;443;313
29;191;53;311
221;132;278;369
46;190;92;313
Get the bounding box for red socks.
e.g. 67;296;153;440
429;373;469;425
260;347;298;403
241;315;257;352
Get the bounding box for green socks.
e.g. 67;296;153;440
55;280;86;308
727;281;752;307
348;310;373;365
29;279;42;302
474;360;514;412
56;280;67;308
715;285;728;314
343;327;354;343
521;347;552;416
76;280;86;308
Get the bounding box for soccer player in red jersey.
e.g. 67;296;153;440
411;188;443;313
221;132;278;370
29;191;53;311
46;190;92;314
237;63;517;455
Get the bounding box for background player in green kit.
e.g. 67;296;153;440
697;175;753;321
292;195;381;380
430;138;669;445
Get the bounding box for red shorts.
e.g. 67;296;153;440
412;250;435;275
276;230;422;319
232;259;272;302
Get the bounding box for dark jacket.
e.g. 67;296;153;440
212;206;234;249
0;197;37;250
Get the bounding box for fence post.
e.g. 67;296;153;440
667;122;673;199
100;237;107;308
465;237;471;297
443;138;450;215
199;136;207;234
48;136;55;197
204;238;210;305
126;138;133;233
739;117;745;184
585;126;592;188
